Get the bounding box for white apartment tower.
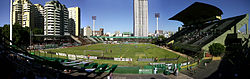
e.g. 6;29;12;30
133;0;148;37
12;0;34;27
68;7;81;36
44;1;69;36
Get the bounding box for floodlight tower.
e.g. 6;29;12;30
10;0;13;45
155;13;160;37
92;16;96;36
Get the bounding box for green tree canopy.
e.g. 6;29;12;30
1;24;30;48
209;43;225;56
152;35;167;46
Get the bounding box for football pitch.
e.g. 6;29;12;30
44;44;187;66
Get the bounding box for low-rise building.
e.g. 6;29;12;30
83;26;92;36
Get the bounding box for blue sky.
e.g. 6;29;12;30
0;0;249;33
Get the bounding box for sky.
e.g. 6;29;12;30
0;0;249;33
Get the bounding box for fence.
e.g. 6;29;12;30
137;57;179;62
114;58;133;61
29;43;81;50
33;50;132;61
31;50;201;74
114;66;140;74
32;50;183;63
137;58;154;61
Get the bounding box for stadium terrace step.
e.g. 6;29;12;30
70;35;82;44
87;36;98;43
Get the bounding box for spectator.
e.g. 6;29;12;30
175;68;179;76
154;57;158;62
107;73;112;79
88;54;90;61
120;56;123;61
154;67;157;74
205;62;207;70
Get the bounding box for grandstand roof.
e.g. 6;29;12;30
168;14;248;53
169;2;223;25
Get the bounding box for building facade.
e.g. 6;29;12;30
68;7;80;37
33;4;44;28
93;28;104;36
133;0;148;37
155;30;164;35
83;26;92;36
43;1;69;36
12;0;34;27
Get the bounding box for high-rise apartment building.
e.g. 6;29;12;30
12;0;34;27
44;1;69;36
133;0;148;37
68;7;80;37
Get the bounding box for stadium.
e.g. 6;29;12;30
0;1;249;79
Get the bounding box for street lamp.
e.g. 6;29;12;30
10;0;13;45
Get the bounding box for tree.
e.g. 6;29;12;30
209;43;225;56
171;46;181;52
32;27;44;43
1;24;30;49
152;35;167;46
32;27;43;34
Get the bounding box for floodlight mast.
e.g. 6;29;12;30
155;13;160;37
92;16;96;36
10;0;13;45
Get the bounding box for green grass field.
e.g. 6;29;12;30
42;44;186;66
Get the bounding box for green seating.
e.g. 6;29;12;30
164;69;174;75
86;64;107;74
104;65;118;72
78;63;90;67
82;63;98;69
96;64;108;71
39;56;67;62
85;64;108;73
94;64;118;76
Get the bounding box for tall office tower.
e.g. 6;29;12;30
44;1;69;36
33;4;44;28
12;0;34;27
133;0;148;37
68;7;81;36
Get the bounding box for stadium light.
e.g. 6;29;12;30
92;16;96;36
155;13;160;37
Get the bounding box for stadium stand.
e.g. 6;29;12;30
91;36;153;43
70;35;82;44
87;36;98;43
167;2;250;56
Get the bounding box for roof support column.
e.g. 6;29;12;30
246;23;248;34
234;25;237;34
